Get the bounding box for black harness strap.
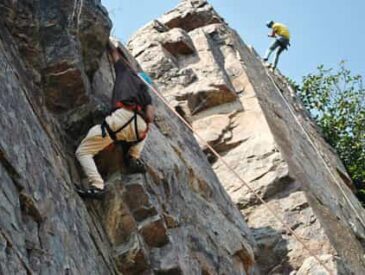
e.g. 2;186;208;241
134;110;140;141
101;110;142;143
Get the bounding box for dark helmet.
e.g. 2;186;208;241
266;20;274;28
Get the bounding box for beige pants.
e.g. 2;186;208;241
75;108;148;189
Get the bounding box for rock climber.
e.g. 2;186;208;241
263;20;291;70
75;39;155;199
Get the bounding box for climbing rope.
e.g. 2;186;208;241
77;0;84;28
108;46;334;273
136;73;335;275
265;68;365;237
71;0;84;33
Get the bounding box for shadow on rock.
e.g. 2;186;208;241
251;225;293;274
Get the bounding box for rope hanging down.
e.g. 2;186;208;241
265;70;365;231
109;47;334;273
136;73;335;275
71;0;84;33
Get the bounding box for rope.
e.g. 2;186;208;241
265;69;365;233
136;72;335;275
107;47;334;273
77;0;84;30
71;0;84;33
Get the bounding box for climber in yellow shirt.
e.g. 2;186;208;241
263;21;291;69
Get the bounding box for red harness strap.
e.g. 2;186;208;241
114;101;142;112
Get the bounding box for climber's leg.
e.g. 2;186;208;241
125;137;148;174
76;125;113;190
75;108;149;196
108;108;149;174
263;39;280;61
273;45;285;69
128;137;147;159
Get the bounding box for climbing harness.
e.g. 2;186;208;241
103;54;149;144
277;36;290;49
101;102;148;144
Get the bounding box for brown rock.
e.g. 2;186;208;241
160;28;195;56
130;1;365;274
297;254;345;275
113;233;150;274
160;0;223;32
138;216;169;248
0;2;256;274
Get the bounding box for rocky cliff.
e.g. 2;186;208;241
0;1;256;274
128;0;365;274
1;0;365;274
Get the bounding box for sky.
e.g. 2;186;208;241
102;0;365;82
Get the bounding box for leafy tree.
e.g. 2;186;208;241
296;62;365;199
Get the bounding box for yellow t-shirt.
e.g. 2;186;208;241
272;23;290;39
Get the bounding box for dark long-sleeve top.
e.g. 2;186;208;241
111;59;152;110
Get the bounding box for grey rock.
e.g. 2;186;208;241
160;0;224;32
129;1;365;274
0;1;256;274
0;0;112;112
297;255;346;275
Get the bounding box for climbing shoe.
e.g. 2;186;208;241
76;185;106;199
125;157;146;174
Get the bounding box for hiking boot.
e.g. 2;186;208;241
125;157;146;174
76;185;106;199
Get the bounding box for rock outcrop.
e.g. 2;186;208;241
2;0;365;274
0;1;256;274
129;0;365;274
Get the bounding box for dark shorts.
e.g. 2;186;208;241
270;37;290;51
277;37;290;49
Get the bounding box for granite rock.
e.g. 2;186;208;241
129;1;365;274
0;1;256;274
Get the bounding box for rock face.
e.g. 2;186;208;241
0;1;257;274
129;0;365;274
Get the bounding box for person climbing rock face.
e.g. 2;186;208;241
263;20;291;70
75;39;155;199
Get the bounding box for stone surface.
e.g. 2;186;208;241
297;255;346;275
159;0;224;32
0;0;112;112
0;1;256;274
3;0;365;274
129;1;365;274
160;28;196;56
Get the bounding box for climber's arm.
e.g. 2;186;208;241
268;30;276;37
144;105;155;124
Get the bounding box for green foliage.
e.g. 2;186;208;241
297;62;365;195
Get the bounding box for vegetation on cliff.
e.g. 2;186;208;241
292;62;365;202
